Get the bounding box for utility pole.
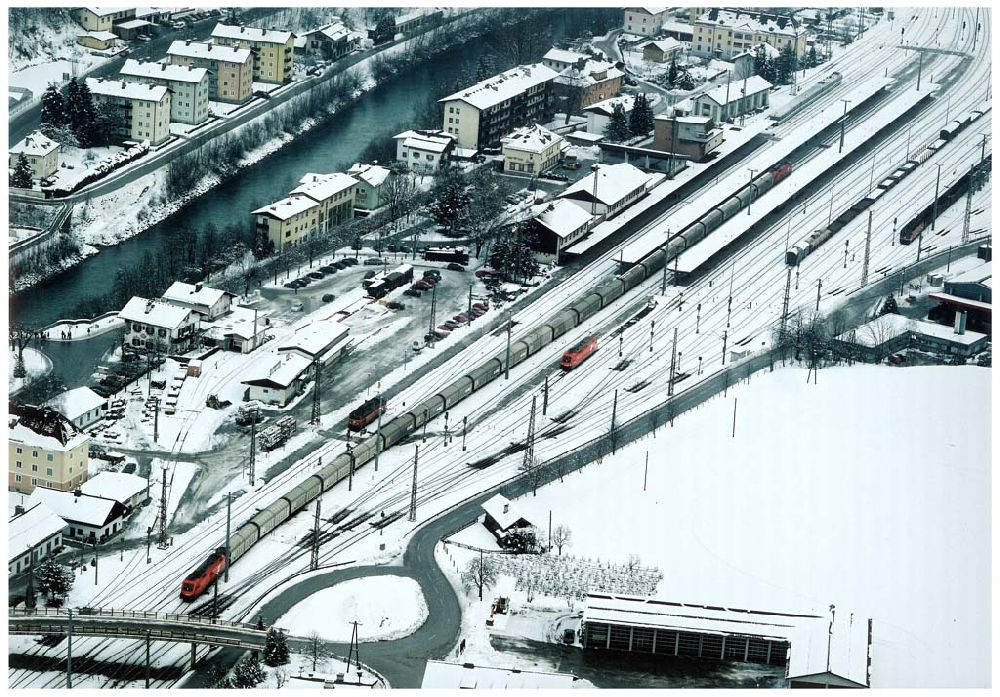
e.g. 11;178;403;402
667;112;679;177
721;329;728;365
861;210;873;287
157;465;169;546
780;266;792;338
347;442;354;491
542;376;549;415
310;499;321;571
224;493;232;582
152;397;159;443
428;283;437;345
145;630;151;688
373;393;383;472
24;545;36;610
843;239;849;268
610;388;619;452
523;395;537;473
905;120;913;161
660;249;669;294
347;621;362;677
931;163;942;230
408;446;418;522
467;284;473;314
868;154;876;194
643;451;648;491
732;398;738;438
816;279;822;312
310;359;321;425
668;328;678;396
651;319;657;348
504;310;512;380
248;415;256;485
916;51;923;91
66;608;73;689
961;165;976;244
462;416;468;451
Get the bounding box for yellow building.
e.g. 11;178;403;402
77;30;119;50
252;196;319;252
693;9;808;60
623;7;670;37
9;130;61;180
167;40;254;104
9;404;90;495
289;172;356;230
86;78;172;145
71;7;135;32
501;124;564;175
211;23;295;84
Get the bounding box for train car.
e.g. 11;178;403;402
560;336;598;370
769;161;793;185
900;221;923;245
940;121;963;141
367;279;388;299
180;547;227;600
348;396;386;431
928;138;948;152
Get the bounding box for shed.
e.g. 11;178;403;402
80;471;150;512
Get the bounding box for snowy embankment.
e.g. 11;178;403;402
465;364;989;688
276;576;427;642
8;347;52;394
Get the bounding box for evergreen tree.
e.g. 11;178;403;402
629;93;654;137
39;84;66;135
65;78;98;145
474;54;495;82
776;45;798;84
878;294;900;316
667;57;678;87
10;154;34;188
255;616;265;631
603;102;631;142
263;627;290;667
37;557;74;601
232;653;267;688
429;168;470;235
674;64;696;91
805;45;819;69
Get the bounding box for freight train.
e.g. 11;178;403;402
347;396;386;431
560;336;598;370
179;161;795;599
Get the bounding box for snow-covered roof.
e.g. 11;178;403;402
628;7;669;17
543;47;588;65
661;19;695;36
44;387;106;422
202;306;268;341
583;94;635;116
643;37;683;52
927;292;992;312
277;322;350;360
119;296;195;329
481;493;530;531
162;281;234;310
80;471;149;505
695;9;806;38
28;488;127;529
556;60;624;87
421;661;576;689
10;131;59;157
8;404;89;452
560;163;652;207
834;314;911;347
697;75;772;106
655;114;713;125
211;23;293;44
439;64;559;111
242;354;313;389
290;172;357;203
87;78;168;103
252;195;317;221
121;59;208;84
394;129;455;154
9;503;67;561
532;199;593;238
167;40;251;64
308;21;351;43
117;19;154;29
501;123;563;154
81;7;125;17
949;261;991;288
347;163;391;188
910;319;988;346
83;30;119;41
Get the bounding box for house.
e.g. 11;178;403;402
302;21;358;61
481;493;534;545
166;41;253;104
347;163;392;211
832;313;989;362
9;131;61;181
8;404;90;495
541;47;589;72
290;172;357;229
277;322;350;365
241;354;314;406
9;503;67;576
583;94;636;135
44;386;107;430
27;487;129;544
112;18;155;41
252;196;319;252
559;163;654;217
80;471;150;513
693;74;772;122
528;198;595;258
660;19;695;42
77;31;120;51
692;9;808;60
201;306;269;353
393;129;456;173
623;7;670;37
642;37;683;63
72;7;136;32
211;23;295;84
439;64;559;150
86;78;172;145
118;296;201;353
501;124;564;175
553;59;625;110
120;59;210;125
421;661;577;689
652;114;724;161
161;281;235;320
929;261;992;333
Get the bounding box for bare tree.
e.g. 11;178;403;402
625;554;642;573
307;630;333;672
383;168;418;234
9;322;36;379
519;454;544;496
466;170;512;259
461;553;499;601
274;669;288;689
552;525;572;555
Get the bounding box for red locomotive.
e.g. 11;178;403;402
347;396;386;431
180;547;227;601
561;336;598;370
769;161;793;184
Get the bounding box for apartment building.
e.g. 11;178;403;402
211;23;295;84
86;78;172;145
347;163;392;211
9;130;61;180
290;172;357;230
393;129;456;173
120;59;210;125
501;124;564;175
8;404;90;495
623;8;670;37
72;7;135;32
439;64;559;150
553;59;624;110
252;196;318;252
541;48;589;72
167;40;253;104
692;9;808;60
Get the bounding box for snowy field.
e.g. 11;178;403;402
8;347;52;394
276;576;427;643
447;365;990;688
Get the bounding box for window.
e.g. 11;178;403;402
46;467;53;476
31;478;37;486
15;475;21;482
46;453;53;461
32;450;38;458
16;447;22;454
31;464;38;472
15;461;21;468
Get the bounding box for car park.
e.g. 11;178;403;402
447;263;466;272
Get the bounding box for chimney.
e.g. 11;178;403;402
502;503;509;514
162;63;166;71
954;310;967;335
195;282;203;292
146;300;155;314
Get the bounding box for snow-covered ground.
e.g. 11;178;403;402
8;347;52;394
445;365;990;688
275;576;427;642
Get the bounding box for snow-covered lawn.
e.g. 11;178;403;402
276;576;427;642
8;347;52;394
260;653;385;689
486;364;990;688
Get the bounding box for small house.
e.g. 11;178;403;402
27;487;128;544
161;281;235;320
241;354;314;407
8;502;67;576
44;386;107;430
80;471;150;515
642;38;683;63
77;31;120;50
9;130;61;181
481;493;533;547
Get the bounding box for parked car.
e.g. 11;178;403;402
363;270;377;279
447;263;466;272
322;294;336;303
333;260;349;269
321;265;337;273
283;281;298;289
364;257;384;266
411;339;423;352
386;300;405;310
452;314;468;324
308;271;324;279
343;257;358;266
563;628;575;644
475;269;493;278
387;244;400;253
290;301;304;312
422;269;441;279
437;324;453;333
404;288;422;298
297;277;312;285
413;280;432;291
443;320;460;330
